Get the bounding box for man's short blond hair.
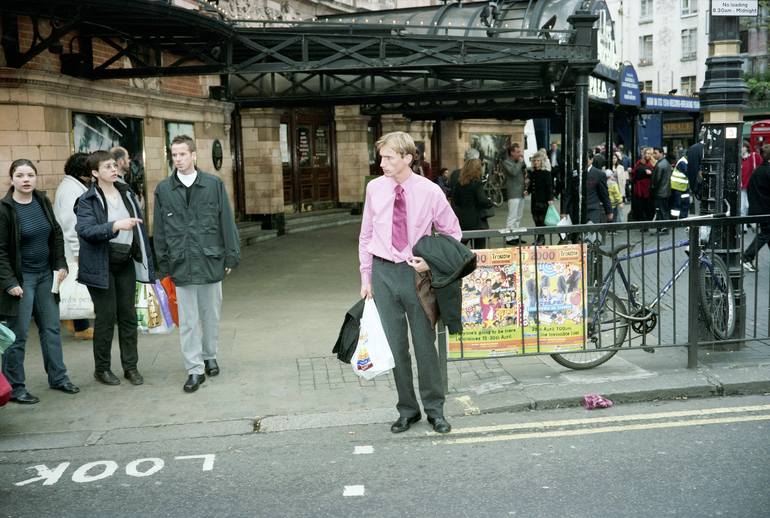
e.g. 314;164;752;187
375;131;417;161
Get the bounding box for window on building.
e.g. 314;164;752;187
681;29;697;60
681;0;697;16
680;76;697;96
639;35;653;66
641;0;654;21
739;29;749;53
642;80;654;92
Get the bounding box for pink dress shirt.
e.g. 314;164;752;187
358;173;462;285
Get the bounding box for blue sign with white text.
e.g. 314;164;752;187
617;65;641;107
643;94;700;112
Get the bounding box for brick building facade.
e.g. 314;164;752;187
0;3;524;230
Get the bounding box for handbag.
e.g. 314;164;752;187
135;283;162;333
153;280;175;328
160;277;179;326
109;242;132;264
148;283;175;335
0;371;11;407
58;263;95;320
350;299;395;380
544;204;561;226
557;214;572;240
480;204;495;220
127;194;152;284
0;322;16;356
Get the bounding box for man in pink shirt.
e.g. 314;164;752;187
359;131;462;434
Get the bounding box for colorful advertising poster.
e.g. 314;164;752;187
448;245;586;359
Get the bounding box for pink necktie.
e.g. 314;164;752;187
392;184;408;251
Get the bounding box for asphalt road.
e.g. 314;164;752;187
2;395;769;518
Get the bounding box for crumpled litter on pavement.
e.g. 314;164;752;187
582;393;614;409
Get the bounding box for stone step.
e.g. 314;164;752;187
237;223;277;247
236;209;361;247
285;209;361;234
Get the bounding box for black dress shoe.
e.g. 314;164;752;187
10;392;40;404
94;370;121;385
183;374;205;393
428;416;452;434
124;370;144;386
51;382;80;394
390;413;421;433
204;359;220;377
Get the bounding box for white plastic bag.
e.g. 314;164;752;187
557;214;572;240
351;299;395;380
58;263;95;320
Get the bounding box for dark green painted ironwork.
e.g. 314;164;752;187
0;0;598;108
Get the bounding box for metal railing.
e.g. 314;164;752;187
437;214;770;387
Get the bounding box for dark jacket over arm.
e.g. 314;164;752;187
413;235;477;334
333;298;366;363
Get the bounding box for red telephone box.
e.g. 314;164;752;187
749;120;770;153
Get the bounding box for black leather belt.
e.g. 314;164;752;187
374;255;396;264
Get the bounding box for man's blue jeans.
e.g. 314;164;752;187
1;270;70;397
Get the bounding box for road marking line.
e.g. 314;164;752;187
446;404;770;435
343;485;365;496
353;445;374;455
437;414;770;445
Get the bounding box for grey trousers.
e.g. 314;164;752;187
176;282;222;375
372;258;444;419
506;197;525;229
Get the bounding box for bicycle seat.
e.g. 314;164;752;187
596;243;633;258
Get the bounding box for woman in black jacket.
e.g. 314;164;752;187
0;159;79;404
75;150;154;387
451;158;493;249
528;154;555;245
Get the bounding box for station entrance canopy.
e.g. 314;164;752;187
0;0;611;119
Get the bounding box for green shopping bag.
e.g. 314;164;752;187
544;204;560;226
0;322;16;355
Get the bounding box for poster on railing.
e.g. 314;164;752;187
448;245;586;359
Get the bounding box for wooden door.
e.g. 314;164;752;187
283;109;335;211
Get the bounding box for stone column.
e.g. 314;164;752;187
240;107;283;215
334;105;370;205
440;120;463;173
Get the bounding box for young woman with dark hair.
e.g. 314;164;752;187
0;159;80;404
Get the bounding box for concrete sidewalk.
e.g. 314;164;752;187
1;219;769;451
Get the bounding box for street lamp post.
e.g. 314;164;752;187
697;1;752;348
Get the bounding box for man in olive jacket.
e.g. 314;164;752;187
153;135;240;393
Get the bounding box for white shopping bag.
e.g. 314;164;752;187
58;263;95;320
557;215;572;240
351;299;395;380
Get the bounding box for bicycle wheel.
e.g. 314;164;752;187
484;181;504;207
551;287;628;370
697;254;736;340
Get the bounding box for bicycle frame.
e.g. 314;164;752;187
589;238;721;332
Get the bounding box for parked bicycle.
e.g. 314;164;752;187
483;160;505;207
550;213;736;370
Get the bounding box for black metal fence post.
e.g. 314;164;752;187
687;224;701;369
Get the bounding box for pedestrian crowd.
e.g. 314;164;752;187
1;134;239;405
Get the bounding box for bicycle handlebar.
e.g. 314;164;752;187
680;200;730;221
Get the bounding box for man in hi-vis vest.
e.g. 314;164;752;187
670;156;690;219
